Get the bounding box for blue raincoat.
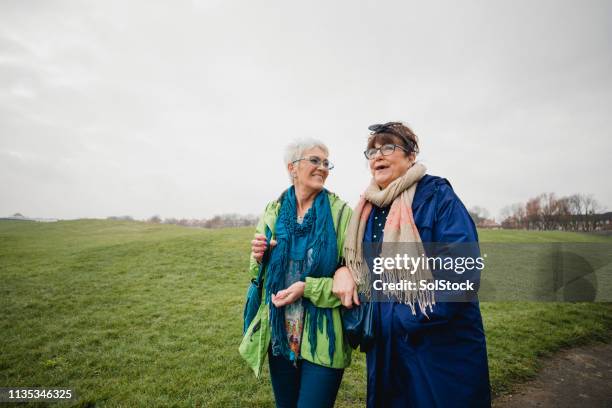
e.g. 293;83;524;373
365;174;491;408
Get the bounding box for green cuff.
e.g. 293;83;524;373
304;277;316;299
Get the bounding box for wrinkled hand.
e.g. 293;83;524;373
333;266;360;308
251;233;277;263
272;281;305;308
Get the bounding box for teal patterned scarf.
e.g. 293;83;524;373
265;186;338;363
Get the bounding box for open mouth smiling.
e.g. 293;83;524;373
374;163;390;171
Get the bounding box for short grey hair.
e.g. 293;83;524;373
284;138;329;183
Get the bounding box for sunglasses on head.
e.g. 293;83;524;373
368;122;415;153
368;122;403;134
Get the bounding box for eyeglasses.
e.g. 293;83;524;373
292;156;334;170
363;144;410;160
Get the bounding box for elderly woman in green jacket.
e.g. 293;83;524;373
240;139;353;408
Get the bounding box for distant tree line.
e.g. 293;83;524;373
105;192;610;232
106;215;135;221
499;193;611;231
107;214;259;229
160;213;259;228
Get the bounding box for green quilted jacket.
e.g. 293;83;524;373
239;190;353;377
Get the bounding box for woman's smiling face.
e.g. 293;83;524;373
369;137;414;189
290;147;329;192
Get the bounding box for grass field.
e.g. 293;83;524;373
1;220;611;407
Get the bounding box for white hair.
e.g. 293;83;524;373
284;138;329;183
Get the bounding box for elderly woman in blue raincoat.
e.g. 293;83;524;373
240;139;353;408
334;122;491;408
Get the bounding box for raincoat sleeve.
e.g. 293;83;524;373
396;183;481;333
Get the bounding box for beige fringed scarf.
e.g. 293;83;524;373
344;162;435;316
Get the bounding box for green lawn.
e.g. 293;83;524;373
1;220;611;407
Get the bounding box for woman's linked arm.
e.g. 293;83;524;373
303;277;341;308
330;204;360;308
305;203;358;309
274;269;351;309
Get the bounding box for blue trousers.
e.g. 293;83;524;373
268;351;344;408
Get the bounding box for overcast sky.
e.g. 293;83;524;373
1;0;611;221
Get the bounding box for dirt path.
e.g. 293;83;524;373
493;342;612;408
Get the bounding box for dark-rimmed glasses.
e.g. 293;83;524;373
363;144;410;160
292;156;334;170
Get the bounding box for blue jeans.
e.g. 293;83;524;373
268;351;344;408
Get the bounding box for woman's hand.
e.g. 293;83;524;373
271;281;305;307
251;233;277;263
333;266;360;308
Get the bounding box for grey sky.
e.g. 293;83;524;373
1;0;611;221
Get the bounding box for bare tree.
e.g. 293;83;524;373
148;215;162;224
566;194;583;230
556;196;572;230
540;193;561;230
500;203;527;229
468;206;490;225
526;195;542;230
583;194;601;231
